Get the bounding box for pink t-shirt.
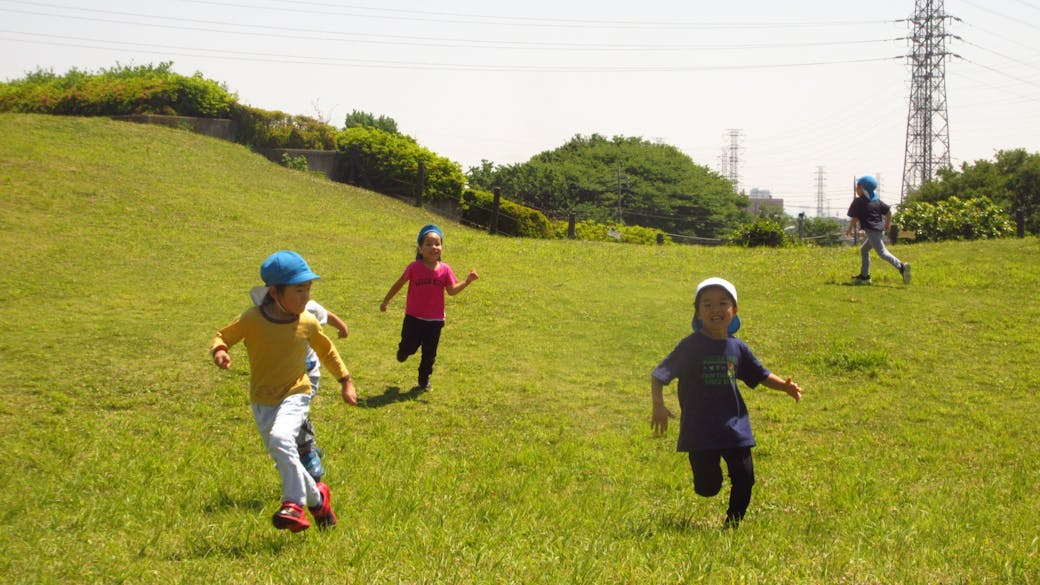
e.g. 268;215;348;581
403;260;458;321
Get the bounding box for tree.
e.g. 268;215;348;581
909;149;1040;235
466;134;745;238
344;110;399;134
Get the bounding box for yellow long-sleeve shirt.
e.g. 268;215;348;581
210;306;349;406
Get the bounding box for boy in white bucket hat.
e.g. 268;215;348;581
650;277;802;527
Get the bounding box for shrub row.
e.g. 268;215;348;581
0;63;234;117
460;189;553;238
895;196;1014;242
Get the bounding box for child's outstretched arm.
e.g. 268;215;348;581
380;275;409;312
210;323;242;370
446;270;479;296
339;374;357;405
761;373;802;401
650;376;675;435
326;310;349;338
212;347;231;369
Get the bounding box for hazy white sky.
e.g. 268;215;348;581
3;0;1039;216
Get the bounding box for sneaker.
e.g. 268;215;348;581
900;262;911;284
853;274;872;285
309;482;337;530
300;446;324;483
272;502;310;532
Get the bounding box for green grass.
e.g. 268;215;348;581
2;113;1039;584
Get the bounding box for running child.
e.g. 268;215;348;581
379;224;478;390
248;286;349;483
650;277;802;527
846;175;911;285
211;250;357;532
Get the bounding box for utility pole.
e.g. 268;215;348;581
617;164;624;224
901;0;955;204
815;166;826;217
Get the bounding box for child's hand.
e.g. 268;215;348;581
379;300;389;313
212;349;231;369
341;377;358;405
782;377;802;402
651;403;675;435
466;270;479;284
337;326;349;339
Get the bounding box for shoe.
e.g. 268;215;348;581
418;376;431;391
853;274;872;285
300;446;324;483
272;502;310;532
309;482;337;530
900;262;911;284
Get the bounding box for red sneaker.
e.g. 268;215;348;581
309;482;338;530
272;502;310;532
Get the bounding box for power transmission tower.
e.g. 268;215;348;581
814;166;826;217
901;0;955;203
726;129;743;193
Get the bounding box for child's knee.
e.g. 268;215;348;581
268;429;297;455
693;477;723;497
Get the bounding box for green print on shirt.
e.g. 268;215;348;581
702;356;737;386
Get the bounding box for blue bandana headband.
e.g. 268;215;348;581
416;224;443;260
857;175;879;201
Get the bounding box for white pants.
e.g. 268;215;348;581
252;393;321;507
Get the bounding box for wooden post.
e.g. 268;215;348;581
568;212;576;239
490;187;501;235
415;161;425;207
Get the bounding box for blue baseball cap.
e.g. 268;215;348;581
260;250;320;286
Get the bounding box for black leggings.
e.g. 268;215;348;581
397;314;444;386
688;447;755;522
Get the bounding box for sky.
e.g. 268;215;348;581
2;0;1039;217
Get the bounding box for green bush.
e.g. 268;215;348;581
231;103;337;150
280;152;309;171
460;189;553;238
0;63;235;117
728;217;792;247
337;126;465;203
895;196;1014;242
548;219;671;245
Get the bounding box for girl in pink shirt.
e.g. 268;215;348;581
380;224;479;390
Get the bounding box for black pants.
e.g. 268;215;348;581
397;314;444;386
688;447;755;522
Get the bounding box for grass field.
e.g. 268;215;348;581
1;113;1038;584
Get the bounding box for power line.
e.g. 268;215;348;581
0;31;903;73
0;4;901;53
181;0;899;30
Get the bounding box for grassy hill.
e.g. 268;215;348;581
1;113;1038;584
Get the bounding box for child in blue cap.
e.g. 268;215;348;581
248;285;350;483
846;175;911;285
211;250;357;532
650;277;802;527
380;224;479;390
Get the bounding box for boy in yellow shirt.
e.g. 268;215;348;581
211;250;357;532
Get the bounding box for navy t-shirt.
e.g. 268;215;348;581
847;196;891;232
652;333;770;452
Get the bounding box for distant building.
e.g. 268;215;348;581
746;187;784;215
